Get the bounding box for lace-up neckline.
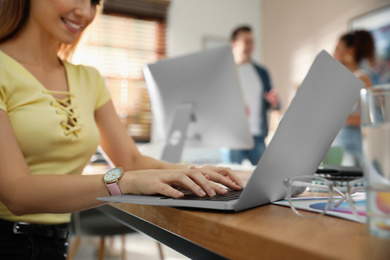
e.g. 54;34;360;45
45;90;81;137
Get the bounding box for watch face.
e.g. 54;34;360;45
104;167;123;182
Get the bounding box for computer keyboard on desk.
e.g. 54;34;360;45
160;189;243;201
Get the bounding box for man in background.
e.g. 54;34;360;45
229;25;279;165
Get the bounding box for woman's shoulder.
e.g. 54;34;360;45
62;61;102;77
62;61;107;92
0;54;11;86
0;50;17;77
62;61;110;103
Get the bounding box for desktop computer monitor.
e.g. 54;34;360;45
143;46;253;163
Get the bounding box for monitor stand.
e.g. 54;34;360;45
161;103;193;163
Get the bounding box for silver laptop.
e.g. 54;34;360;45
98;50;364;212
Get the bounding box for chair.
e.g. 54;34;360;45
322;145;344;166
67;207;165;260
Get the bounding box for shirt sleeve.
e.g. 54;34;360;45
78;64;111;110
94;71;111;110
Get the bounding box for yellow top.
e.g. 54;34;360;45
0;50;111;224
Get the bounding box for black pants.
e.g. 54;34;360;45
0;219;69;260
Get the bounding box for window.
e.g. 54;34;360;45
73;3;168;142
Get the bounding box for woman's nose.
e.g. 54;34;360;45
74;0;95;20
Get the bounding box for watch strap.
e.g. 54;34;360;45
106;182;122;196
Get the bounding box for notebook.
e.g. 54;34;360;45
98;50;364;212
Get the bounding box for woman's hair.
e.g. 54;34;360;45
0;0;83;61
0;0;29;43
340;30;375;65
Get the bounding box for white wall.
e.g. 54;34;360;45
262;0;390;111
167;0;262;60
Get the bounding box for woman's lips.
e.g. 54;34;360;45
61;17;82;33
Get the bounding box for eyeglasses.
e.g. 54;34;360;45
283;175;365;221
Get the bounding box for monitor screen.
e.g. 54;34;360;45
143;46;253;162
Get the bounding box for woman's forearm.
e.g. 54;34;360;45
3;174;108;216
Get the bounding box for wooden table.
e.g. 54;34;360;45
98;201;390;260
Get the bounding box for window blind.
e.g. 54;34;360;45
102;0;170;20
73;10;167;142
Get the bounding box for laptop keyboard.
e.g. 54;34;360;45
160;189;243;201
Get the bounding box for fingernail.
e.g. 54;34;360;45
219;187;228;193
199;190;206;196
209;189;216;196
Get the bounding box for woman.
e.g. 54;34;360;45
332;30;376;166
0;1;243;259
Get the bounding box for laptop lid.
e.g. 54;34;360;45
97;50;364;212
234;50;364;211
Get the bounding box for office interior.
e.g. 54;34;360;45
68;0;390;259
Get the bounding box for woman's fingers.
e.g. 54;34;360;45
173;172;211;196
197;166;244;189
220;167;245;188
182;167;243;196
176;170;222;196
125;166;243;198
157;183;184;198
169;167;243;196
154;169;222;197
189;165;243;187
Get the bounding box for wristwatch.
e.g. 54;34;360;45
103;167;123;196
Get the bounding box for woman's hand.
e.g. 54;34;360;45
121;166;244;199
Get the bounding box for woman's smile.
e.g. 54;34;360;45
61;17;82;33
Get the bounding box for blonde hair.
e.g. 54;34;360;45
0;0;83;61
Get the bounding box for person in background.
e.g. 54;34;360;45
229;25;279;165
332;30;376;166
0;1;244;259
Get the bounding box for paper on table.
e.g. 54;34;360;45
272;192;366;223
